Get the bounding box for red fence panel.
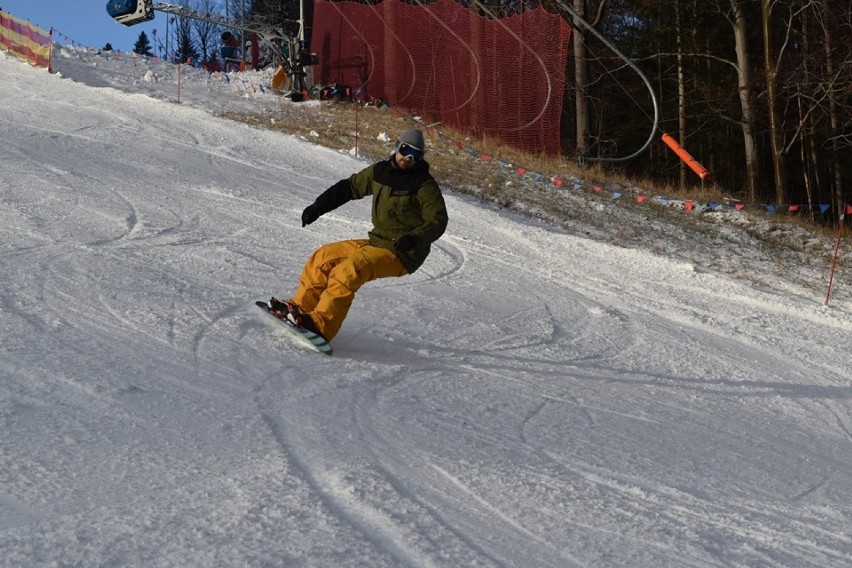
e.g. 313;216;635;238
0;9;52;69
311;0;571;156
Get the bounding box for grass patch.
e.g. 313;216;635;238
221;99;848;287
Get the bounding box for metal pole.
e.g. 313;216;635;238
241;0;246;63
299;0;305;43
299;0;306;87
825;212;845;306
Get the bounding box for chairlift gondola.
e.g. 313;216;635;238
107;0;154;26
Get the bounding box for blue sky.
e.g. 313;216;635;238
2;1;162;53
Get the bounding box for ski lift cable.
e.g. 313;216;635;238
468;0;554;133
554;0;659;163
406;0;483;114
593;56;656;128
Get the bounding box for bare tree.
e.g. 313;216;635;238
761;0;791;205
674;0;687;189
570;1;608;160
728;0;760;202
188;0;222;64
818;1;850;218
572;0;590;159
583;0;850;206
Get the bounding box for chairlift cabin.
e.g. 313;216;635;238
107;0;155;26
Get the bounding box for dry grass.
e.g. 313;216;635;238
222;99;847;264
226;100;743;208
225;101;603;196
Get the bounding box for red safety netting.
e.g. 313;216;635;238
0;10;52;69
311;0;571;156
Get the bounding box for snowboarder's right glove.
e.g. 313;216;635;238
301;180;354;226
301;204;321;227
394;234;418;252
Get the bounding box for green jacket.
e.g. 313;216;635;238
311;157;448;273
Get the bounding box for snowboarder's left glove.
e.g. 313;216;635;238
394;234;418;252
301;204;321;227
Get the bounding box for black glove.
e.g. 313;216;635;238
301;204;321;227
394;234;418;252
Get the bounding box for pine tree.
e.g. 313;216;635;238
133;31;154;57
174;17;199;63
103;43;114;52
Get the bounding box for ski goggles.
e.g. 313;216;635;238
395;142;424;162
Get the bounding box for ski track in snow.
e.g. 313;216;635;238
0;48;851;567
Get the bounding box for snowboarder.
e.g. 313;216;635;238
270;129;448;343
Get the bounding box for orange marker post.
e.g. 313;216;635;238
662;133;711;182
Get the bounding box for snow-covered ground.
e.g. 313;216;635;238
1;46;851;567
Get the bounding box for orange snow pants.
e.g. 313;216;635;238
292;239;408;341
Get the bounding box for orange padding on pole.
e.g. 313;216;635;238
661;133;711;182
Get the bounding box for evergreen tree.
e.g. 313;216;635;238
133;31;154;57
103;42;114;52
174;16;200;63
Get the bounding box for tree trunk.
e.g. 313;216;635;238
798;8;818;214
730;0;759;202
573;0;590;159
821;1;844;221
761;0;787;204
675;0;687;190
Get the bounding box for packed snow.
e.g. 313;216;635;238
1;46;851;567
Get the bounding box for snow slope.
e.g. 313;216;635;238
1;47;851;567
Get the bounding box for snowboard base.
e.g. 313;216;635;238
255;301;333;356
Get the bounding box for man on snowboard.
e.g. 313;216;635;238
270;129;448;343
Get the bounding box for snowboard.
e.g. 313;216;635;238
255;301;333;356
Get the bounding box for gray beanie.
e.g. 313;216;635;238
397;129;425;151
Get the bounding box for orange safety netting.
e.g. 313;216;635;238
0;10;52;69
311;0;571;156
